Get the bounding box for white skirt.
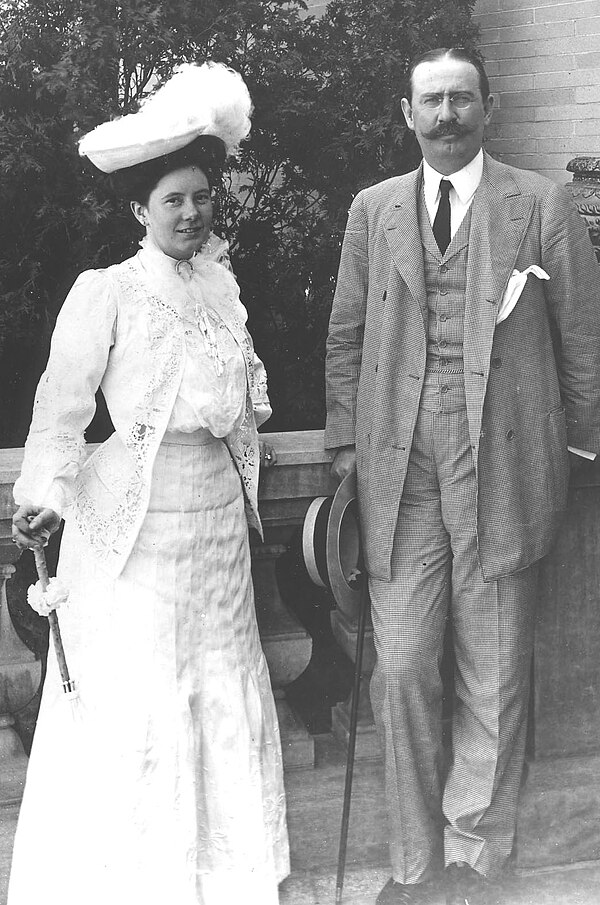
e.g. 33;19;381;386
8;433;290;905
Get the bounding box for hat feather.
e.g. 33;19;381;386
79;62;252;174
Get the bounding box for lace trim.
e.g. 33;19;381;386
74;261;184;565
74;258;263;566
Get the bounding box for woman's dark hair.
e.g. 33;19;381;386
404;47;490;103
109;134;227;204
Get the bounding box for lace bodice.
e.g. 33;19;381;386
14;234;270;574
137;237;247;437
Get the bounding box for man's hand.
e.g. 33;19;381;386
330;445;357;483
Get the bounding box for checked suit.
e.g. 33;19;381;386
325;152;600;881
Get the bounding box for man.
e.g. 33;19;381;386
325;47;600;905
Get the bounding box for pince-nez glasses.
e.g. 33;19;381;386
420;93;474;110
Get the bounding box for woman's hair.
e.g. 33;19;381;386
404;47;490;103
109;134;227;204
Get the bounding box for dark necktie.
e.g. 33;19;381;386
433;178;452;256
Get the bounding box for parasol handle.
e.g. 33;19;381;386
33;546;76;695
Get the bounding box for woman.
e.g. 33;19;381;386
9;62;289;905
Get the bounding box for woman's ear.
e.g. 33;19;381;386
130;201;148;228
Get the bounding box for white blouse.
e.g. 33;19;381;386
138;237;247;437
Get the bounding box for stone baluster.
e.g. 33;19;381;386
252;537;314;769
0;552;41;805
255;430;338;770
0;453;43;807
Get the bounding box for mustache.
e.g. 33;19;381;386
423;122;471;139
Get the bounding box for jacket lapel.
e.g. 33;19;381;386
383;166;427;320
464;153;535;449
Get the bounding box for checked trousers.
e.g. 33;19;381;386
369;374;538;884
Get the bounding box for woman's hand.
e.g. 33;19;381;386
259;442;277;469
12;505;61;549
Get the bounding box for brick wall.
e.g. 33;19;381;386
474;0;600;183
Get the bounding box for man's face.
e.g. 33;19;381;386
401;58;494;175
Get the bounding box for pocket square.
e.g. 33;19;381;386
496;265;550;324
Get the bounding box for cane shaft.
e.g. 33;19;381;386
335;575;370;904
33;546;74;691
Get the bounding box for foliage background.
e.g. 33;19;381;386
0;0;479;444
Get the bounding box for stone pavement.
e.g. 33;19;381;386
280;862;600;904
3;801;600;904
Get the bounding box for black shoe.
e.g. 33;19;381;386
444;862;488;905
376;876;436;904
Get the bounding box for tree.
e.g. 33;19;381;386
0;0;479;443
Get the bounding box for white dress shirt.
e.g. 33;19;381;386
423;149;484;239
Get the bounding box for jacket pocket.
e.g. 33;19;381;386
546;406;569;512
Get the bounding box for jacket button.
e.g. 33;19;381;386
383;291;387;300
492;356;502;368
506;429;514;441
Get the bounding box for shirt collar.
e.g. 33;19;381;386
422;148;484;208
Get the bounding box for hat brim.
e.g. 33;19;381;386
301;472;363;613
81;129;201;174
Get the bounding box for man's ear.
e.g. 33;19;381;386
483;93;495;125
401;97;415;131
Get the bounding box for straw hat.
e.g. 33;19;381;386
301;473;364;611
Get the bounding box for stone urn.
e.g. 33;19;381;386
567;157;600;260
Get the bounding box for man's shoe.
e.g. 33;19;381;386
376;876;436;904
444;862;487;905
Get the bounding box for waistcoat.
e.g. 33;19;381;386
417;186;473;374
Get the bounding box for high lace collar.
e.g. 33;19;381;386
138;233;229;278
134;232;248;327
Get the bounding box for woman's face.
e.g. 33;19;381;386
131;165;213;259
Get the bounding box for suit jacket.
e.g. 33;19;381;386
325;153;600;582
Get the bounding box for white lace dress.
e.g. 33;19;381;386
8;237;290;905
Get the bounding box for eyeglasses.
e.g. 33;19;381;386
419;93;475;110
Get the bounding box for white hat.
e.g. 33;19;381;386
301;472;364;613
78;62;252;174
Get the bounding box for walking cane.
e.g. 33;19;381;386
33;545;77;696
335;568;370;905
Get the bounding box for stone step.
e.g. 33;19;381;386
284;733;387;872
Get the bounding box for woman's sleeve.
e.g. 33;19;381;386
14;270;118;516
251;351;272;428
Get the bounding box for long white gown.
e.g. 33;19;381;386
8;238;290;905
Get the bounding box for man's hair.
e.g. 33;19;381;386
404;47;490;103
